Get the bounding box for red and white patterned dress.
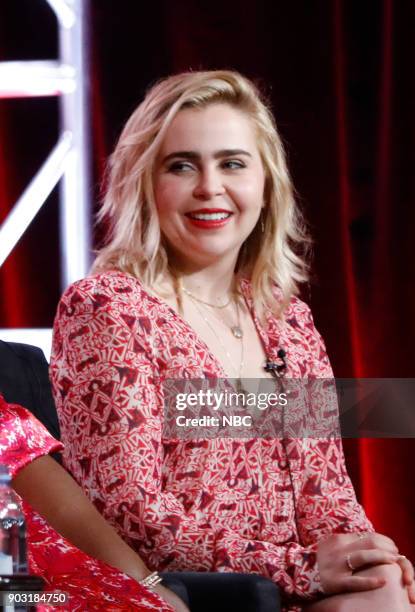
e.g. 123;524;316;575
0;397;173;611
50;271;373;611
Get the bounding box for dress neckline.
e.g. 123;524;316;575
104;270;278;378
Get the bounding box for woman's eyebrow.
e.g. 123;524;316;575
161;149;252;163
214;149;252;159
161;151;199;163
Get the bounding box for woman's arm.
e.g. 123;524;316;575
12;455;189;612
13;454;150;582
292;301;374;542
50;274;217;572
291;302;414;600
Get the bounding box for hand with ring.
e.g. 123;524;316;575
317;532;407;596
349;533;414;597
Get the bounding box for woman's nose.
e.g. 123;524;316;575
193;168;225;200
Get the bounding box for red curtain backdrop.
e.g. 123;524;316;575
1;0;414;558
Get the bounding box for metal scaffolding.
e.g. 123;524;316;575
0;0;90;358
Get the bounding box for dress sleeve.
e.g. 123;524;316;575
0;398;63;479
214;533;323;601
50;275;217;571
290;303;374;545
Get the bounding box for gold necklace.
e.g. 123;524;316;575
187;294;244;379
182;286;232;309
203;300;244;339
181;283;243;338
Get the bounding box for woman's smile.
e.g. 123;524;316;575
185;208;234;228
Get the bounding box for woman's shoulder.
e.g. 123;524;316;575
240;278;315;331
61;270;145;299
0;395;56;441
0;394;31;425
284;294;316;331
56;270;154;313
54;270;167;325
0;396;62;477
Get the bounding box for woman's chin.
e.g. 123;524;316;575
166;241;240;268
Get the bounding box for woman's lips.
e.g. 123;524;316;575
185;209;233;229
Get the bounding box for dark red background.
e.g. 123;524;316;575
1;1;414;558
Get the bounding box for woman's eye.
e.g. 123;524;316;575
222;159;246;170
168;161;195;173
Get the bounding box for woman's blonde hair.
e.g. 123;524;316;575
92;70;311;315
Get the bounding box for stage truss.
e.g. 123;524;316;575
0;0;90;357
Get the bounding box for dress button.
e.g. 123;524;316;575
278;460;288;470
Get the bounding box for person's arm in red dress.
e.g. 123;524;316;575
12;453;187;612
0;400;184;611
13;454;153;583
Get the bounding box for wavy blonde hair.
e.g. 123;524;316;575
92;70;311;315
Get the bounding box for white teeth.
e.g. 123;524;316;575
188;212;231;221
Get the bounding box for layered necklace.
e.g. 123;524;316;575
181;282;244;379
182;286;243;340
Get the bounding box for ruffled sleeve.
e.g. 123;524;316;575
0;396;63;479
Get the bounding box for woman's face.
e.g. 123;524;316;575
154;103;266;269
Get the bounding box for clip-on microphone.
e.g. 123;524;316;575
264;348;287;377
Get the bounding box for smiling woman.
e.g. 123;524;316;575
154;104;265;272
91;71;309;318
50;71;414;612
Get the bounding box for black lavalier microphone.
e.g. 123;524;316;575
264;348;287;376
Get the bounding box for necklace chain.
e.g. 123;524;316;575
182;286;232;309
199;299;244;340
187;294;244;379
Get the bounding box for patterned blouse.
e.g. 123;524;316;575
51;270;373;611
0;397;172;611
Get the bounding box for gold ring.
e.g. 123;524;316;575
346;553;356;572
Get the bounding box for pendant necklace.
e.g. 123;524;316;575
186;293;244;380
182;283;243;340
205;300;244;341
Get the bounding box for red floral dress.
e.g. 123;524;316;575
51;271;373;611
0;397;173;611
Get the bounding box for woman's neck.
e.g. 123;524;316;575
170;256;239;303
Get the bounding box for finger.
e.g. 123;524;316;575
340;575;386;592
406;578;415;605
349;550;399;570
347;532;399;555
396;556;413;586
358;533;399;554
397;556;415;586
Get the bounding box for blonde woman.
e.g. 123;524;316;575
50;71;414;611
